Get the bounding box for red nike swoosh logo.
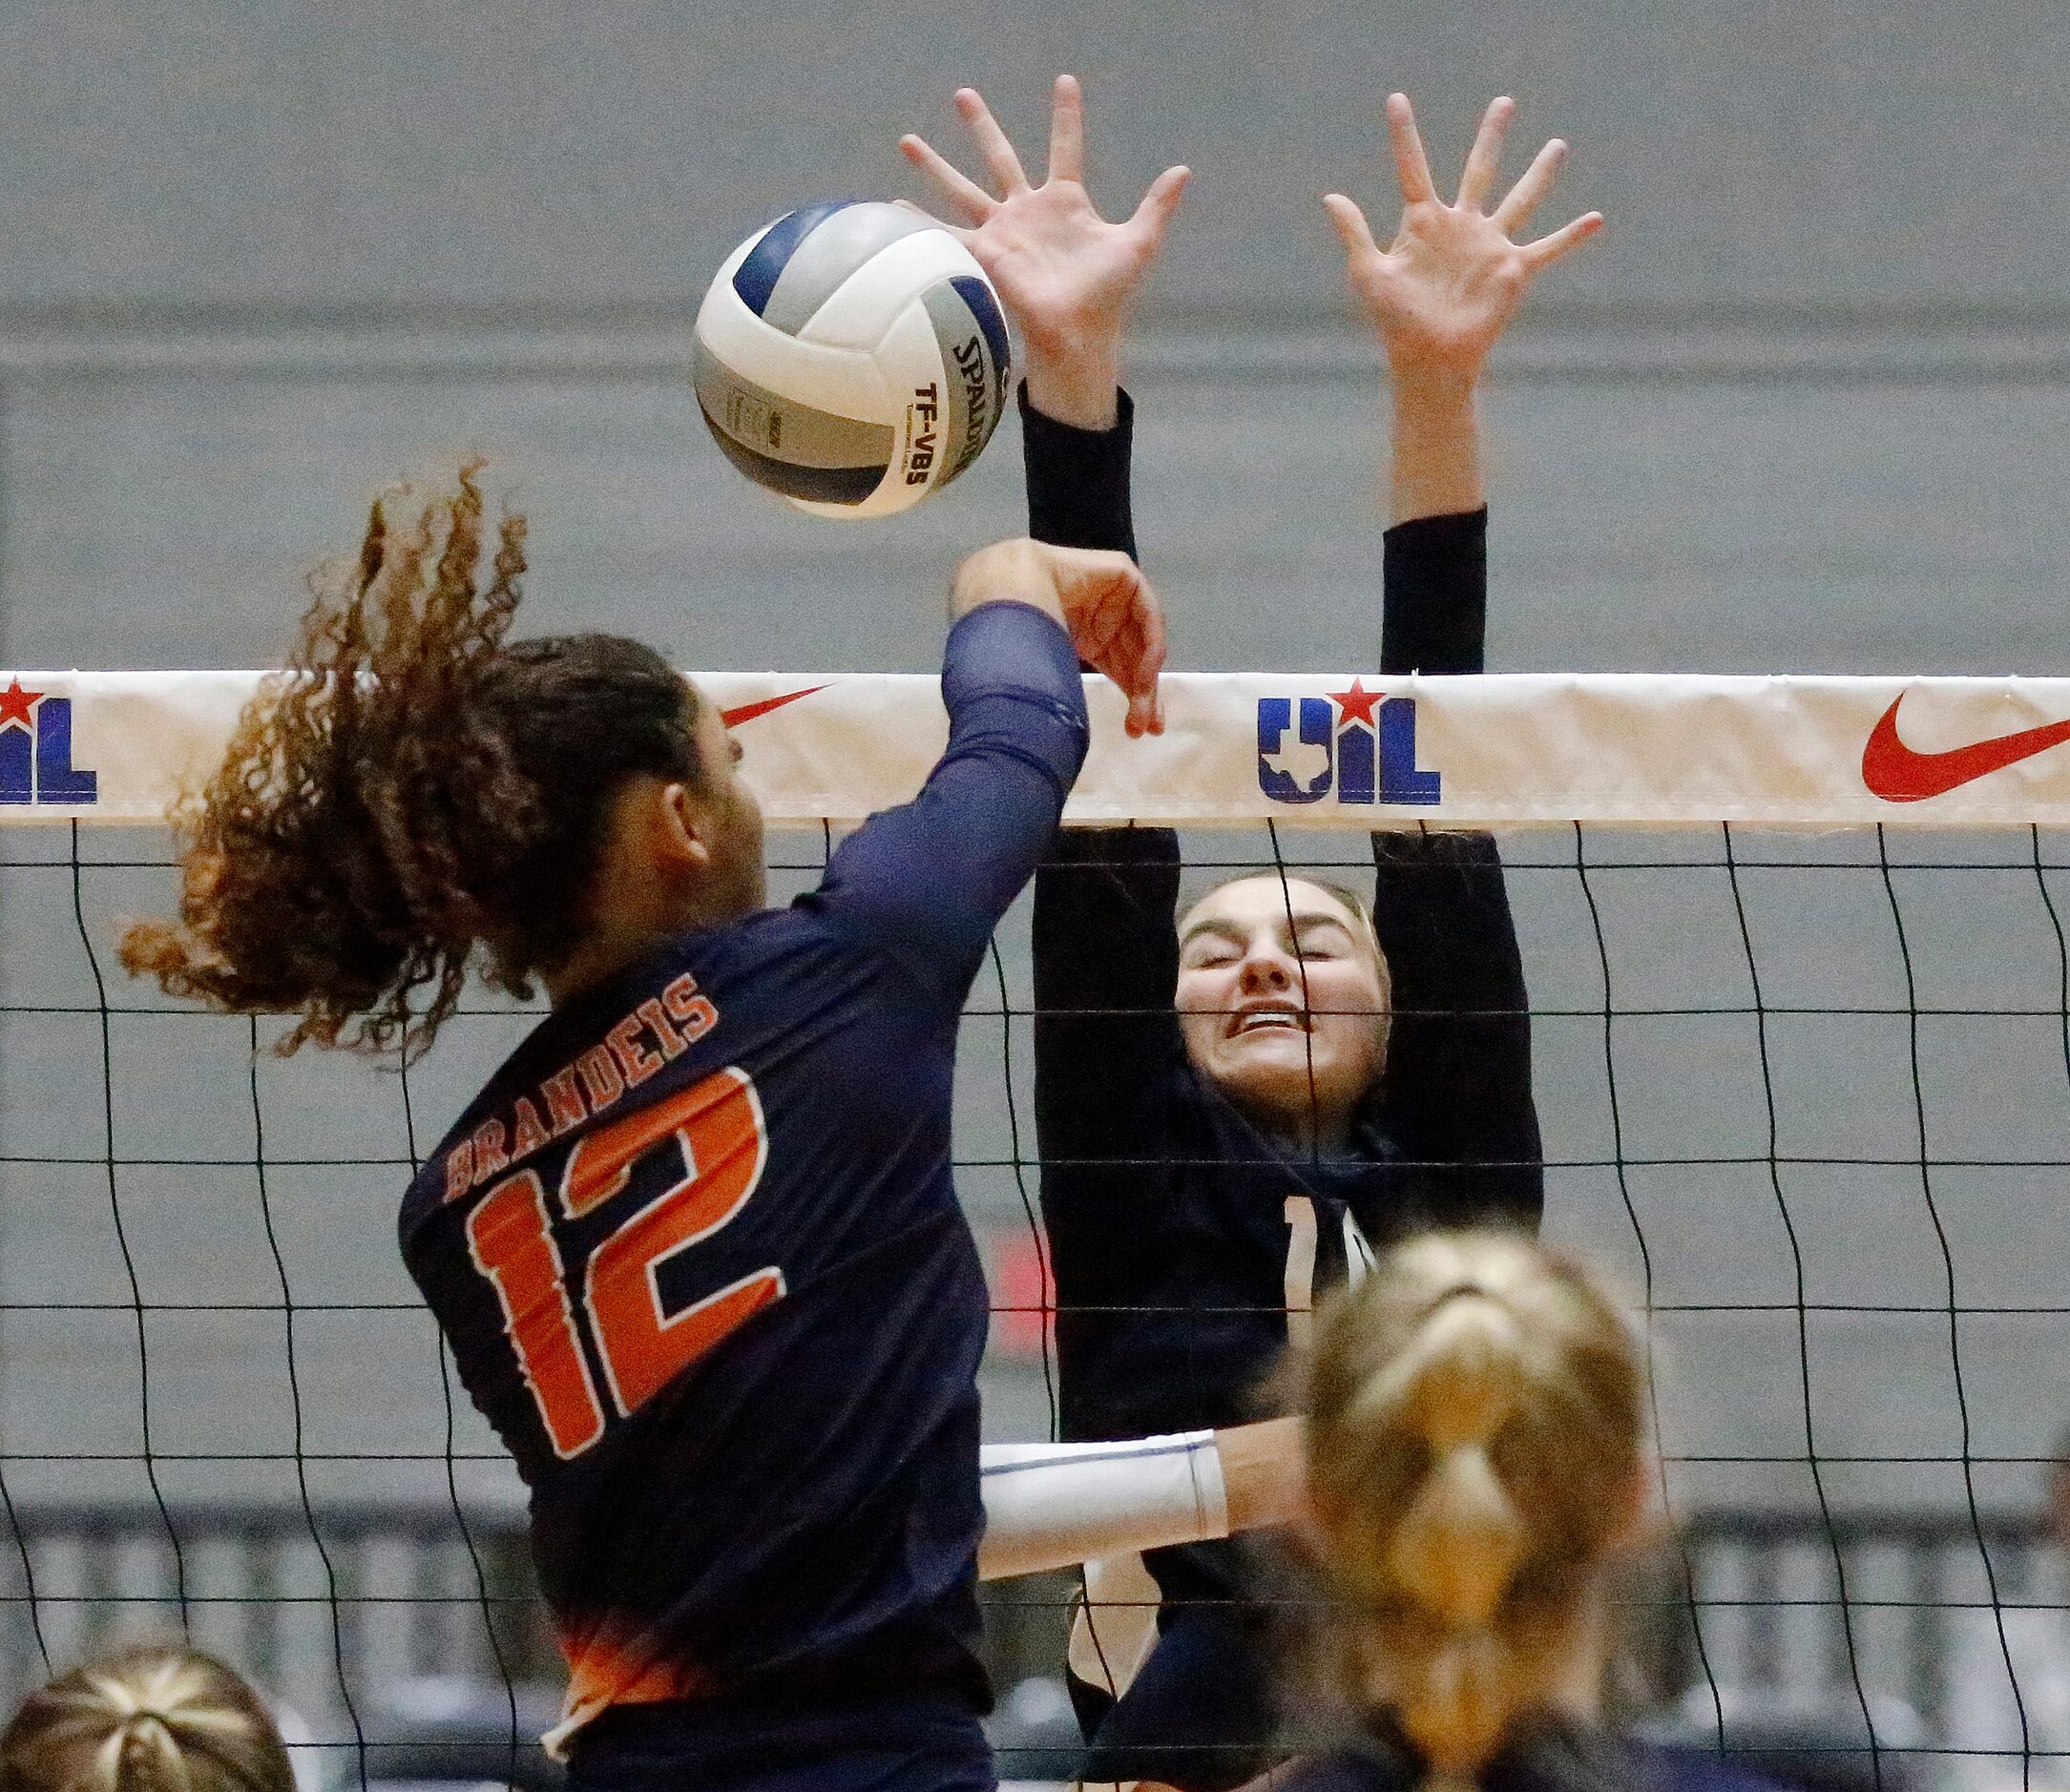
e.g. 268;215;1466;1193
1862;693;2070;801
720;685;826;729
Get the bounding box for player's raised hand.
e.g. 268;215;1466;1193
1324;94;1601;385
901;75;1190;429
951;539;1166;738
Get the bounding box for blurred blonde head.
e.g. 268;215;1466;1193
0;1646;292;1792
1301;1230;1647;1782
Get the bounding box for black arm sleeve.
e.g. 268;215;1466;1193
1369;508;1543;1229
1024;385;1183;1165
1368;827;1542;1226
1022;385;1139;561
1381;508;1488;676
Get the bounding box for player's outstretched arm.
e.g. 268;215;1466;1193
1325;93;1600;527
976;1417;1303;1581
903;73;1189;433
812;539;1162;1005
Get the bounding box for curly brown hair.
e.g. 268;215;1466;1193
119;465;702;1059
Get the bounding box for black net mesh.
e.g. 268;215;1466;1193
3;818;2068;1791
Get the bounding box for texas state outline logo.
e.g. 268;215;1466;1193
0;677;97;806
1257;678;1440;807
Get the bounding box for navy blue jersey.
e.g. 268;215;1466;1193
1035;808;1539;1442
1022;405;1540;1448
567;1689;994;1792
1021;398;1543;1791
399;601;1087;1761
1273;1731;1788;1792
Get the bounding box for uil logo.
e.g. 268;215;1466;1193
0;677;98;806
1257;678;1439;807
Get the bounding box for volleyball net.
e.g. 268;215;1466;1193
4;665;2070;1789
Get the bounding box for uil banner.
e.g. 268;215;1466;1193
8;668;2070;829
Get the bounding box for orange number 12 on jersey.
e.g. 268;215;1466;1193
464;1066;784;1459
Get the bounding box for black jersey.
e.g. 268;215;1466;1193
1274;1732;1787;1792
1021;396;1543;1790
1023;403;1542;1448
399;602;1088;1764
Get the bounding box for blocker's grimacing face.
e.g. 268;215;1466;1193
1174;876;1390;1138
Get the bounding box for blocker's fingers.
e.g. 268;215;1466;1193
1490;137;1568;237
1124;165;1193;247
1322;192;1382;260
1521;209;1604;270
889;198;974;243
1048;73;1086;183
954;87;1032;194
1454;95;1515;211
1385;93;1437;205
899;134;996;224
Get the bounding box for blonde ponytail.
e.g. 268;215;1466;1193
1303;1231;1644;1784
0;1647;293;1792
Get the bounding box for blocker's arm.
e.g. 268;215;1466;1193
899;73;1189;435
1329;96;1572;1234
1322;91;1600;526
976;1416;1303;1581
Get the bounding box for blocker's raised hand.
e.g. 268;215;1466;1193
902;75;1189;427
1325;94;1601;384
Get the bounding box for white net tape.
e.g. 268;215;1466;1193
7;669;2070;828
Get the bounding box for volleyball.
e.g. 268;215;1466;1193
692;200;1012;519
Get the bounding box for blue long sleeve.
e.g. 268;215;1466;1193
810;599;1088;1004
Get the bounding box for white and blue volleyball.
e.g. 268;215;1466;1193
693;201;1012;519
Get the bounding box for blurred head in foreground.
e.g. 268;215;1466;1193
1299;1230;1649;1781
0;1645;294;1792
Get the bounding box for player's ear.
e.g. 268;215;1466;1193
658;781;715;873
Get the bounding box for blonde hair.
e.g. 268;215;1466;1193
1301;1231;1645;1782
0;1647;293;1792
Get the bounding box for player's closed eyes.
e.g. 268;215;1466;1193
1286;923;1356;961
1183;921;1355;965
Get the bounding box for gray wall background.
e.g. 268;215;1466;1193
3;0;2070;1710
